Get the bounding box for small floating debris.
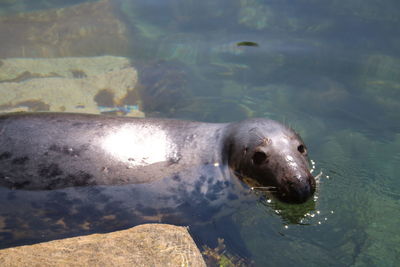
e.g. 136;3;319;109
236;41;259;47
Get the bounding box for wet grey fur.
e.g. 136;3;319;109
0;112;315;202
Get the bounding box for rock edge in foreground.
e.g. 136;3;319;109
0;223;206;267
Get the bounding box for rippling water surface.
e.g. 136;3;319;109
0;0;399;266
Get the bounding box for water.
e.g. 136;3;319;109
0;0;399;266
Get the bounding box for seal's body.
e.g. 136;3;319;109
0;112;314;203
0;113;225;189
0;112;315;248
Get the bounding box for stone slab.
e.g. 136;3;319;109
0;56;144;117
0;224;206;267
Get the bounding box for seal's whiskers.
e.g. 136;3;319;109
315;171;323;180
250;186;277;192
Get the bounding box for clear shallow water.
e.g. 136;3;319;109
1;0;399;266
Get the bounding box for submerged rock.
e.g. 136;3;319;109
317;129;400;266
359;54;400;123
238;0;274;30
0;224;206;267
137;60;192;117
0;56;132;81
0;0;131;58
0;56;144;117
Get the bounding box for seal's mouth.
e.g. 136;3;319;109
275;178;315;203
276;175;316;203
246;174;316;204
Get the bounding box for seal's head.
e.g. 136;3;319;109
226;118;316;203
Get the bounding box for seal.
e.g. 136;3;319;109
0;112;316;249
0;112;315;203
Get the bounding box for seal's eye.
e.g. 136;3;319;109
297;144;306;155
252;151;267;165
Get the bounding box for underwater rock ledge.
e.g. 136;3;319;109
0;0;131;58
0;56;144;117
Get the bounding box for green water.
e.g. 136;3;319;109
1;0;399;266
